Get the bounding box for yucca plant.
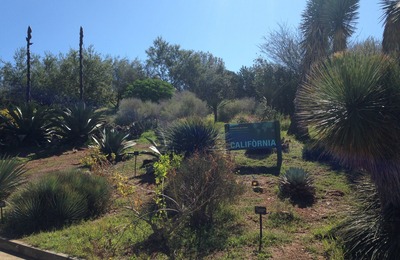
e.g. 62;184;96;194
0;155;26;201
54;102;103;145
93;127;136;161
165;118;220;157
279;167;315;206
6;170;111;235
335;179;400;260
1;103;53;147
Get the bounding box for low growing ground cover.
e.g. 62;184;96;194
1;132;356;259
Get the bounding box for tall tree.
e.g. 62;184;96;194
381;0;400;55
325;0;359;52
112;57;145;108
259;23;303;73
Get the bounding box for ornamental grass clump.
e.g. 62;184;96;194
278;167;315;207
6;170;111;236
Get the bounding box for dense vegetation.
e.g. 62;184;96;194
1;0;400;259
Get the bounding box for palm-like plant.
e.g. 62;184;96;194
1;104;53;147
300;0;359;71
297;52;400;255
0;155;26;201
381;0;400;54
165;118;220;157
54;102;103;145
93;127;136;161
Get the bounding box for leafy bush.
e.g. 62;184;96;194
165;118;220;157
0;155;25;201
124;78;174;103
6;170;111;235
114;98;161;127
0;104;53;147
278;167;315;207
54;102;103;145
335;180;400;260
218;98;257;123
168;152;243;228
160;91;209;122
141;152;243;257
93;127;136;161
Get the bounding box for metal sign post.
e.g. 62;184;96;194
255;206;267;251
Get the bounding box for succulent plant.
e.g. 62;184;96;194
279;167;315;206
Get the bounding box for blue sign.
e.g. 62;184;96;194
225;121;282;170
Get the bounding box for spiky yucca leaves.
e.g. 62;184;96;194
93;127;136;161
54;102;103;145
165;119;220;157
0;155;25;201
381;0;400;55
297;53;400;169
336;180;400;260
6;170;111;235
1;104;53;147
279;167;315;206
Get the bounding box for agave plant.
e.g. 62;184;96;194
93;127;136;161
0;155;26;201
1;104;54;147
54;102;103;145
279;167;315;206
165;118;220;157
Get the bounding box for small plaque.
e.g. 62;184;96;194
0;201;5;207
255;206;267;215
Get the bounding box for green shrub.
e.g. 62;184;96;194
114;98;160;127
124;78;174;103
218;98;257;123
278;167;315;207
168;152;243;228
335;180;400;260
0;103;53;147
165;118;220;157
93;127;136;161
6;170;111;235
160;91;209;122
0;155;25;201
54;102;104;145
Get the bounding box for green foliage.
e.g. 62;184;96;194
298;52;400;168
160;91;209;122
0;103;53;147
167;152;243;228
114;98;160;126
6;170;111;235
164;118;220;157
0;155;25;201
335;180;400;260
124;78;174;103
54;102;103;145
218;98;257;123
279;167;315;206
93;127;136;161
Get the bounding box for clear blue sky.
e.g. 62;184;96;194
0;0;384;72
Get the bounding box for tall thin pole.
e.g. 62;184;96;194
26;26;32;103
79;26;84;101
